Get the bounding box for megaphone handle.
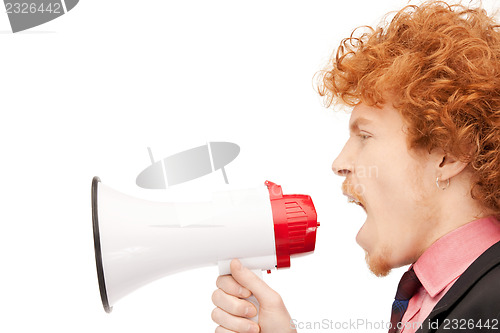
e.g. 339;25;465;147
246;269;263;323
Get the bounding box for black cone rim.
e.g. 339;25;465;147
92;176;112;313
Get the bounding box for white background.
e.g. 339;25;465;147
1;0;498;332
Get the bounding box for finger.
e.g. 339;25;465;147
216;275;252;298
212;289;258;318
230;259;281;306
215;325;238;333
211;307;260;333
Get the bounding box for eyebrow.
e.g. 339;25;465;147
349;117;373;133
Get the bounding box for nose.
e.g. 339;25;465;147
332;142;353;177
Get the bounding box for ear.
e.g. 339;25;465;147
436;153;469;181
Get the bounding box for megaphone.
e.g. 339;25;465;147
91;176;319;313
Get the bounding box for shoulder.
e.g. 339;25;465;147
444;263;500;318
419;245;500;332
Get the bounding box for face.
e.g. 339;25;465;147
332;102;438;276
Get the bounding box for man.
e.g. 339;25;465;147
211;1;500;332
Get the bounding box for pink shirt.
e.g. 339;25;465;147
400;216;500;333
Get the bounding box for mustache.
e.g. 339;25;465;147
342;181;365;204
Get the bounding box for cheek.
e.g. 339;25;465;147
364;160;405;212
361;160;419;240
367;150;427;210
367;163;434;261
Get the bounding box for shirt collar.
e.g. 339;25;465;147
413;216;500;297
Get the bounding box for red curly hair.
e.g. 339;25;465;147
317;1;500;215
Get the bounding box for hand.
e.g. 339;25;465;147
211;259;297;333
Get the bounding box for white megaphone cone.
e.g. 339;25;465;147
92;176;319;313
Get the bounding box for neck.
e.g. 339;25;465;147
423;182;492;254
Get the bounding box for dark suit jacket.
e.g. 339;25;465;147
417;240;500;333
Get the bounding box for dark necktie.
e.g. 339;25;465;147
389;267;422;333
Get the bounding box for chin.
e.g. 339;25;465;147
365;250;393;277
355;220;394;276
359;240;394;277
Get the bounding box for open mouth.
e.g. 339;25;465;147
341;182;366;212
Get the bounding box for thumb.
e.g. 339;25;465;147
230;259;280;306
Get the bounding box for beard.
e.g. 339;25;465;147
365;247;393;277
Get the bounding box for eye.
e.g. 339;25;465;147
358;133;372;141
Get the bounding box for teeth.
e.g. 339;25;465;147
347;196;364;208
347;196;359;204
